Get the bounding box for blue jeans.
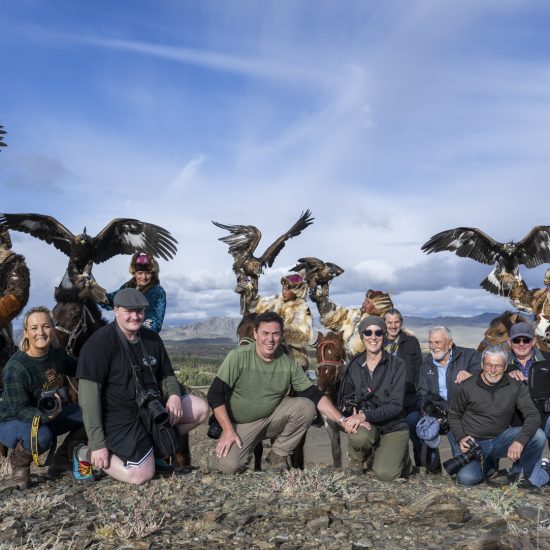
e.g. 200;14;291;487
0;404;83;452
449;427;547;486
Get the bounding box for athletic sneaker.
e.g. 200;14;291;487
72;443;94;481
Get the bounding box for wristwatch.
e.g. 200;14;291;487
338;415;346;424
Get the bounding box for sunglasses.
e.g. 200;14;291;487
511;337;532;344
363;329;384;337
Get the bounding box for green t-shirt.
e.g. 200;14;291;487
216;343;313;424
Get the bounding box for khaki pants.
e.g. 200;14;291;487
217;397;316;474
348;425;409;481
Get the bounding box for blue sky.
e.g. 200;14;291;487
2;0;550;325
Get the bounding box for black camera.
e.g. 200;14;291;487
424;402;450;435
443;439;483;476
136;388;169;425
341;399;358;418
37;387;68;416
207;414;223;439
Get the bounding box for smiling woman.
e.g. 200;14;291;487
0;306;85;489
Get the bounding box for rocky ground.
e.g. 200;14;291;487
0;425;549;550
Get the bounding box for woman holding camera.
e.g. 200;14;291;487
0;306;85;489
340;315;411;481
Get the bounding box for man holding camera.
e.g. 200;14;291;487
447;346;547;488
76;288;209;485
207;311;349;474
413;326;481;472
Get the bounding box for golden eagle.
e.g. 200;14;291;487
0;213;178;282
290;257;344;296
213;210;314;282
421;226;550;295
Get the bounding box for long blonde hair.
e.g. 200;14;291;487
18;306;59;352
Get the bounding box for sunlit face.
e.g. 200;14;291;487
429;330;453;363
114;307;145;337
509;335;535;362
281;285;295;302
25;312;54;357
254;321;282;362
481;354;506;385
362;324;384;355
384;313;402;339
134;270;153;288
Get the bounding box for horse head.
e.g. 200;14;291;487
478;310;530;352
316;331;346;393
237;313;257;345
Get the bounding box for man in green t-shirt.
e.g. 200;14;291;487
207;311;350;473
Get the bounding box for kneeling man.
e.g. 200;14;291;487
76;288;209;485
208;311;349;473
448;346;547;488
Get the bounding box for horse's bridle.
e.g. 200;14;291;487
55;303;96;356
316;339;344;380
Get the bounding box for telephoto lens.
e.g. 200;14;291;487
443;440;483;476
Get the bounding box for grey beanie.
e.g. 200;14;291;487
113;288;150;309
358;315;387;336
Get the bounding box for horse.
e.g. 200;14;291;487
477;310;550;354
52;284;192;469
477;311;528;353
315;331;346;468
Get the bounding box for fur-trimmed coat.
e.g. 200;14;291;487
252;294;313;369
320;305;366;358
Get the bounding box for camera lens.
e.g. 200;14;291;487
38;396;59;415
147;400;169;425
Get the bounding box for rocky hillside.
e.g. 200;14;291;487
0;425;548;549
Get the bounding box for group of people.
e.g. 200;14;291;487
0;228;549;492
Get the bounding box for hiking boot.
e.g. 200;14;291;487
48;426;88;479
9;441;32;490
515;479;541;493
72;443;94;481
347;459;364;473
265;450;289;472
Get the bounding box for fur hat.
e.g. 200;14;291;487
129;252;159;274
281;274;307;299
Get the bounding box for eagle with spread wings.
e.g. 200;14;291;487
0;126;7;150
421;226;550;295
0;213;178;284
213;210;314;310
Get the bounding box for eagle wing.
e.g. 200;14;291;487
291;256;325;273
212;221;262;263
0;213;75;256
92;218;178;263
0;126;6;149
421;227;501;266
258;210;314;268
516;226;550;268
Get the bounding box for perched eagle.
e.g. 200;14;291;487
0;126;6;150
0;213;178;282
291;257;344;296
213;210;314;283
421;226;550;295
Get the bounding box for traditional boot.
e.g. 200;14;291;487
47;426;87;479
9;441;32;490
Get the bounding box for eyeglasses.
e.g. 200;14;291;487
511;337;532;345
363;329;384;337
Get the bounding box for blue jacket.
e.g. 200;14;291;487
102;283;166;333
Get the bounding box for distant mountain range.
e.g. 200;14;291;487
161;312;507;349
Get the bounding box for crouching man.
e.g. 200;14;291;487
448;346;547;489
207;311;350;473
76;288;209;485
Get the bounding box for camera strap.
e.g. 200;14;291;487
30;415;57;467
